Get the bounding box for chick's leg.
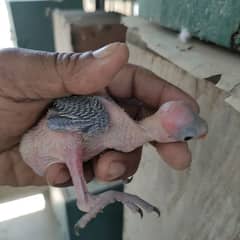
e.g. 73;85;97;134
75;190;160;231
67;145;160;234
66;145;96;212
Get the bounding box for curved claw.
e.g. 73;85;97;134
153;206;161;217
74;224;81;237
137;207;144;218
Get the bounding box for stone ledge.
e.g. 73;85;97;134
122;16;240;112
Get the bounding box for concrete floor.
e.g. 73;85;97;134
0;193;66;240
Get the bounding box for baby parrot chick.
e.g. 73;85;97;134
20;95;207;233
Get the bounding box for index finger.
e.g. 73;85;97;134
108;64;199;112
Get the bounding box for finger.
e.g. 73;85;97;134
46;162;94;187
108;64;199;112
0;42;129;100
154;142;192;170
93;148;142;182
46;163;71;186
0;148;46;186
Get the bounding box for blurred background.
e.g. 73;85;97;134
0;1;240;240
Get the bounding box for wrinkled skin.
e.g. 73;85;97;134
0;43;199;187
19;94;207;229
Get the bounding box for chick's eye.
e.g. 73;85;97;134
184;136;193;141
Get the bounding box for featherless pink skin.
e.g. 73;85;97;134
19;96;207;233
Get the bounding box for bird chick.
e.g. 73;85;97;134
20;95;207;233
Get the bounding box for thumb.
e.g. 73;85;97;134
0;42;129;99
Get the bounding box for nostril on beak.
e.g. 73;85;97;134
184;136;193;141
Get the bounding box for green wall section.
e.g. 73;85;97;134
9;0;82;51
66;185;124;240
138;0;240;51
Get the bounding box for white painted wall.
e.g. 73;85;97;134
0;1;14;49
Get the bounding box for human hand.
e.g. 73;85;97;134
0;42;199;187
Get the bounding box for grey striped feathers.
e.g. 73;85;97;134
47;95;110;135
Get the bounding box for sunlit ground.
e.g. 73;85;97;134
0;1;15;49
0;194;46;222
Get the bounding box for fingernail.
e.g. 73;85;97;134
93;42;121;58
56;168;71;185
54;179;73;187
47;167;71;186
108;162;126;180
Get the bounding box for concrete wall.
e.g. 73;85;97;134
123;17;240;240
